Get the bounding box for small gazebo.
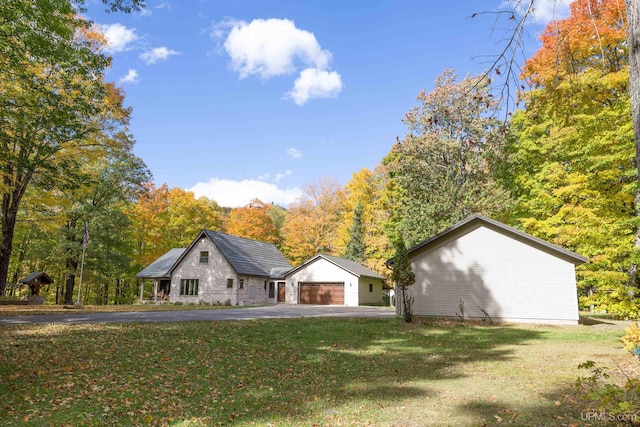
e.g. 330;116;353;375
20;272;53;296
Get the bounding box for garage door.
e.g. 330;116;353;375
299;282;344;305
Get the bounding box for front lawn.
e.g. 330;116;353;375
0;317;631;426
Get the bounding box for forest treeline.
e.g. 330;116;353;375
2;0;638;317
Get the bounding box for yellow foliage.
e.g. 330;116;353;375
622;323;640;355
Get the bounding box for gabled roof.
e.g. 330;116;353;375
170;230;292;278
136;248;186;279
286;253;385;279
407;214;588;265
20;272;53;284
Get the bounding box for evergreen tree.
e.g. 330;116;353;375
344;201;366;262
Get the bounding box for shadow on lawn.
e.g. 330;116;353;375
195;319;547;425
2;312;625;427
1;318;566;426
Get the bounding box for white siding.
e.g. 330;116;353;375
286;258;360;306
358;278;385;305
408;225;580;325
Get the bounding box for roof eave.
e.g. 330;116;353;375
406;214;588;265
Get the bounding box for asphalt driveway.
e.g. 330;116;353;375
0;305;397;325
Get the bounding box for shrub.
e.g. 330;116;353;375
576;360;640;417
622;323;640;361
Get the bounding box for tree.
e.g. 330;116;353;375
478;0;640;281
506;0;636;317
391;239;415;323
130;184;222;268
266;203;287;249
0;0;143;295
628;0;640;187
225;199;280;244
281;178;344;264
344;201;365;262
386;69;511;246
334;167;393;274
62;151;149;304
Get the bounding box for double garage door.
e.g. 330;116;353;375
299;282;344;305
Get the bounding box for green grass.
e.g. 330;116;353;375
0;317;631;426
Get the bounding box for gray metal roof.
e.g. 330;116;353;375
19;272;53;284
407;214;588;265
203;231;292;277
287;253;385;279
136;248;186;279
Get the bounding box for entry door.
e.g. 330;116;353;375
277;282;286;302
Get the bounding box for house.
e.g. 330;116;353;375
284;254;386;306
136;248;186;300
167;230;292;305
398;214;587;325
137;231;387;306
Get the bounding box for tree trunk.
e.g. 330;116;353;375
115;278;121;304
627;0;640;287
64;273;76;305
0;194;20;296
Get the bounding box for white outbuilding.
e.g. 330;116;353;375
399;215;587;325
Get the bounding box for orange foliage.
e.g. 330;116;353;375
524;0;627;87
225;199;280;244
281;178;344;264
131;183;222;266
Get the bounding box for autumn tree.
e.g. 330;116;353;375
386;69;512;246
62;150;149;304
506;0;636;317
130;184;223;268
334;167;393;274
281;178;344;264
225;199;280;244
0;0;144;295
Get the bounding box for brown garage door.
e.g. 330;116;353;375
299;282;344;305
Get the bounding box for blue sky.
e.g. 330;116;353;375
85;0;570;207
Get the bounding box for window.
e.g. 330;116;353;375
369;283;373;293
180;279;199;296
239;279;244;289
268;282;275;298
227;278;234;289
199;251;209;264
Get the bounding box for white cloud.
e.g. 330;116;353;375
531;0;572;23
118;69;139;84
140;46;179;64
214;18;343;104
98;23;138;54
505;0;572;24
274;170;293;182
287;148;303;159
190;178;301;207
220;18;331;79
257;170;292;182
287;68;343;105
